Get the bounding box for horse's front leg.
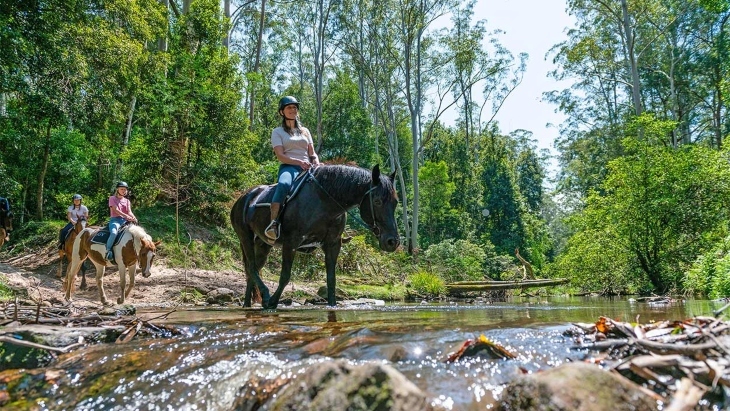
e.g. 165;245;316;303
95;264;110;306
119;264;135;304
57;250;65;279
267;247;296;309
63;258;83;300
116;261;130;304
323;241;342;307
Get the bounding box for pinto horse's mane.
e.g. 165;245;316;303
128;225;154;250
312;164;395;201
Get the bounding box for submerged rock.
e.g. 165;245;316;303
268;359;438;411
98;304;136;316
499;362;658;411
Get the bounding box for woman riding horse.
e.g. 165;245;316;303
65;224;158;306
231;164;400;309
265;96;321;241
59;194;89;250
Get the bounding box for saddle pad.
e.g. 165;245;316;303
89;225;129;246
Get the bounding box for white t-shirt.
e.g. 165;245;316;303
271;126;313;163
67;205;89;223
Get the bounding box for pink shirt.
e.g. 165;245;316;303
109;195;132;218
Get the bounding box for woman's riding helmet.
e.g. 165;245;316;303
116;181;129;189
278;96;300;112
72;194;82;201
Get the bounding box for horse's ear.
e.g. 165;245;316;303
372;164;381;184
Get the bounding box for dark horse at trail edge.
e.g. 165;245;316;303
231;164;400;309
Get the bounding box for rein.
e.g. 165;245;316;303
305;169;381;236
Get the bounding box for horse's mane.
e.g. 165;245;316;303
129;225;154;249
313;165;395;200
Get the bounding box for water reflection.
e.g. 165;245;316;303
10;297;724;410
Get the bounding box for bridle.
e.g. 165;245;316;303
306;169;383;237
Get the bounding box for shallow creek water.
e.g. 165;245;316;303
19;297;723;410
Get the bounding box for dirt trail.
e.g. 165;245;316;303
0;244;257;309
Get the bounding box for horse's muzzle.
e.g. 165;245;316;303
380;235;400;252
137;267;153;278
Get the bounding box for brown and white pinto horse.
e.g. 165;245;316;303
58;217;91;289
0;205;12;250
64;224;159;305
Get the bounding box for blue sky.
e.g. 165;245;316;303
438;0;575;164
478;0;574;151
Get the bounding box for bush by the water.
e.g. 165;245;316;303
686;237;730;298
407;271;445;296
422;239;487;283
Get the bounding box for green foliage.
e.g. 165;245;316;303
179;288;205;303
553;115;730;294
132;205;239;270
0;275;16;301
339;283;407;301
685;236;730;298
481;156;525;254
550;222;647;294
407;271;446;296
321;70;375;165
422;239;487;283
418;161;458;247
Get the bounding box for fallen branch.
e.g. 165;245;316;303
0;335;84;353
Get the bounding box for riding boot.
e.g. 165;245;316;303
265;203;281;240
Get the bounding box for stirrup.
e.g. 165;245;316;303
264;220;280;240
105;250;114;261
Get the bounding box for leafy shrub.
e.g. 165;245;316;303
685;237;730;298
549;226;648;295
407;271;445;296
422;239;486;283
685;255;715;296
710;257;730;298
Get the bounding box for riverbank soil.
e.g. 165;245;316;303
0;243;300;309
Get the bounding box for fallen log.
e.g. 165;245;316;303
445;278;569;293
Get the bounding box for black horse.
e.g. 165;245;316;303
230;164;400;309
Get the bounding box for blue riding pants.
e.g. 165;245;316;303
271;164;303;204
106;217;127;251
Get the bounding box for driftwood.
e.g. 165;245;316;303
571;314;730;406
446;278;569;293
515;247;535;280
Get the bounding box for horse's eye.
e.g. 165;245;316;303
374;198;383;207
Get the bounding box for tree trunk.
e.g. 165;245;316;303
620;0;642;116
248;0;266;130
223;0;231;49
158;0;169;52
36;124;52;219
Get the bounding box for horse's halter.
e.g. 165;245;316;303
362;184;382;236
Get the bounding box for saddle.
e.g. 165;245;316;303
244;170;311;224
89;223;131;246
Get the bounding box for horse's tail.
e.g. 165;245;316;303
251;282;262;304
230;188;264;305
